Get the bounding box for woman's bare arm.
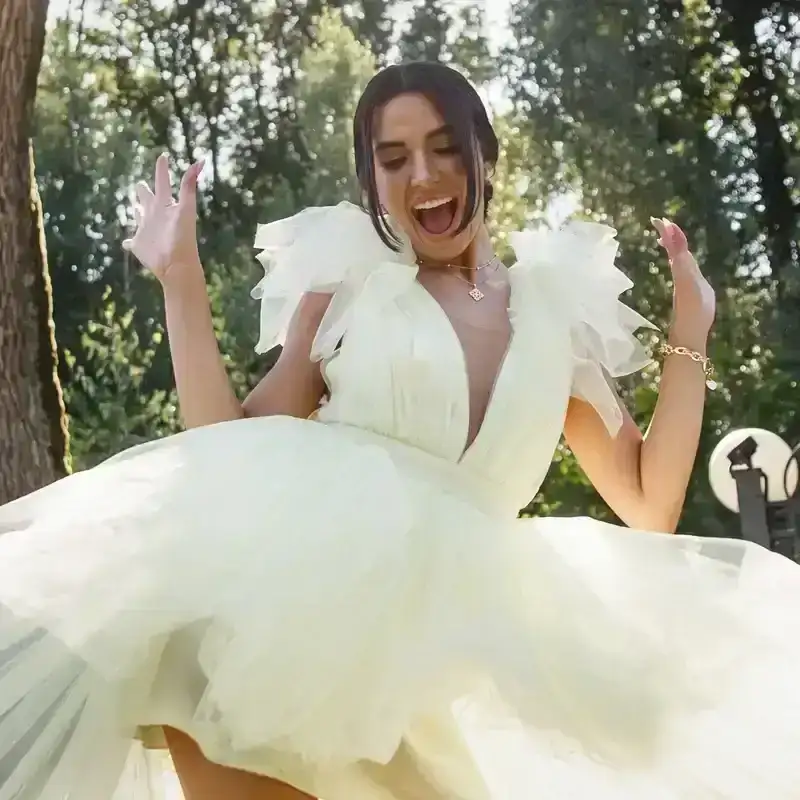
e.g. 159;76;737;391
563;219;714;533
242;293;332;419
164;262;331;427
128;156;330;429
563;333;708;533
162;269;243;428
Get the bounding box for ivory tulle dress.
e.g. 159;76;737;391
1;202;800;800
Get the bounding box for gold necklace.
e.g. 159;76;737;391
416;255;500;302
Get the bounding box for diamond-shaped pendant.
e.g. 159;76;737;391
468;286;484;302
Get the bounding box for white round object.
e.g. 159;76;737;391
708;428;799;512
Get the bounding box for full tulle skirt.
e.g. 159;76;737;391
1;416;799;799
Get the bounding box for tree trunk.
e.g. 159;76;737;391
719;0;800;380
0;0;70;505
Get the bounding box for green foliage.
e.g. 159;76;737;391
397;0;495;85
398;0;451;63
62;288;180;469
36;0;797;536
296;8;377;205
36;18;150;367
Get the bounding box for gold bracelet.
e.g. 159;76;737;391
658;344;715;382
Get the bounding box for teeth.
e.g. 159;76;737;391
413;197;454;210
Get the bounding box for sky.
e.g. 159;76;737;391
482;0;513;50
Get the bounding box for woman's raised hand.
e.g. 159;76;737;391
123;154;205;287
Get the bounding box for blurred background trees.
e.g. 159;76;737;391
19;0;797;532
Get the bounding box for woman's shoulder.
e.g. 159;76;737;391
507;219;653;335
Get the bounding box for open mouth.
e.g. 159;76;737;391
412;197;458;236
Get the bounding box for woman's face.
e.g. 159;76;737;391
371;92;484;264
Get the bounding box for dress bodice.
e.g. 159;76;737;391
252;202;654;511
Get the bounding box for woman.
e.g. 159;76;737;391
1;61;799;800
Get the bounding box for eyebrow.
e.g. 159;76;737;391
374;124;454;153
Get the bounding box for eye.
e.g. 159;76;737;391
380;157;406;172
434;145;459;156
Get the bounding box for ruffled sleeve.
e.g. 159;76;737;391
251;202;413;359
509;220;657;435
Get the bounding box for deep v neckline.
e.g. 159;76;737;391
412;276;516;464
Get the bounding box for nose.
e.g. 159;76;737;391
409;150;435;186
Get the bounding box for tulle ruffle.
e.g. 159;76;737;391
4;205;799;800
510;221;656;434
3;418;800;799
251;202;416;360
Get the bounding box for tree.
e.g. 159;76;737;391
397;0;494;84
0;0;70;504
295;8;377;205
398;0;452;63
714;0;800;383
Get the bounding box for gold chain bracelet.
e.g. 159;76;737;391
658;344;716;387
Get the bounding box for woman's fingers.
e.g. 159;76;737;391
154;153;173;205
123;200;144;252
135;181;155;211
178;158;205;205
650;216;689;256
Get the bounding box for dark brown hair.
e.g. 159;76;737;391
353;62;499;251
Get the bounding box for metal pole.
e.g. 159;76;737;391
730;465;772;550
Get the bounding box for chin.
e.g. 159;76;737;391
406;224;475;264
